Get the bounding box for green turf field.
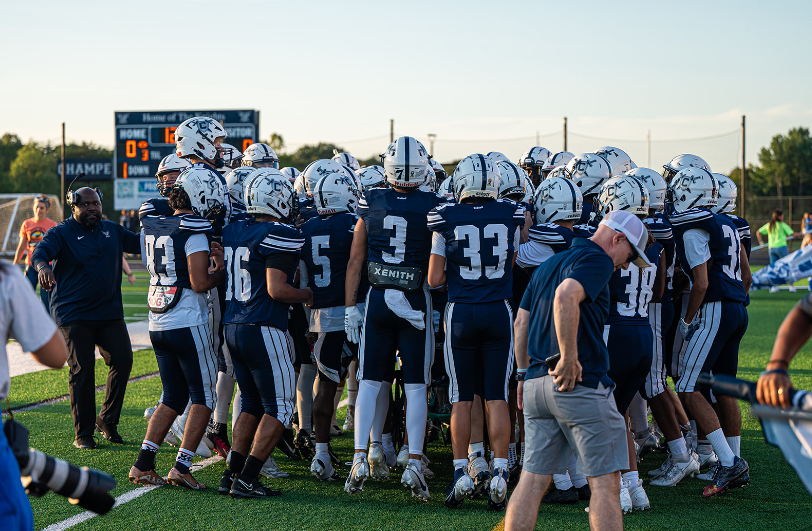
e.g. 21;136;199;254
9;289;812;530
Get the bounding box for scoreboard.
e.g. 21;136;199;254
113;110;259;179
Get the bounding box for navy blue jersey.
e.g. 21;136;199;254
527;223;580;254
300;212;356;309
358;188;443;270
725;214;751;257
222;219;304;329
139;198;173;220
231;199;247;218
428;200;524;303
141;214;213;289
608;242;663;324
576;201;595;226
298;198;320;224
644;213;675;302
669;208;746;304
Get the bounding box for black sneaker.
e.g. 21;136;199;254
230;473;282;499
219;471;235;495
95;417;123;444
541;486;579;504
703;456;749;497
576;484;591;501
73;436;97;449
294;429;315;460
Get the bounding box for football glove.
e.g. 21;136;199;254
344;306;364;344
679;318;700;343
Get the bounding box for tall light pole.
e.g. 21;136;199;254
427;134;437;157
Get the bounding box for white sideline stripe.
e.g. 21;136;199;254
42;456;223;531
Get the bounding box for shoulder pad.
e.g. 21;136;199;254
260;224;305;252
528;224;566;245
427;203;453;230
178;215;214;233
668;208;714;227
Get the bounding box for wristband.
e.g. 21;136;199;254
517;368;527;374
37;264;51;273
761;368;789;377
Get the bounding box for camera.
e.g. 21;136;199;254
4;418;117;515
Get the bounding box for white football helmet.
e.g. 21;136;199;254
486;152;510;164
522;177;536;204
301;159;347;197
713;173;737;214
156;154;190;196
218;143;244;171
452;154;500;202
242;143;280;169
332;151;361;172
596;176;650;220
293;173;307;201
381;136;429;188
566;153;613;197
420;166;437;193
544;166;571;181
626;167;667;212
339;164;364;196
224;167;258;205
518;146;552;169
662;154;711;182
175;117;227;162
534;177;583;224
430;158;448;181
356;165;386;190
541;151;575;179
496;161;529;200
668;167;719;213
312;173;359;215
244;168;298;222
593;146;636;176
439;176;455;201
173;166;227;220
280;167;300;185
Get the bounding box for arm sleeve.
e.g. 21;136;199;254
430;232;446;257
30;226;61;269
9;268;57;353
683;229;711;269
516;241;555;268
185;233;210;255
567;253;614;303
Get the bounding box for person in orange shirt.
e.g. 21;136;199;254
13;196;57;313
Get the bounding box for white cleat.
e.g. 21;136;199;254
261;457;289;479
164;430;179;446
647;455;672;478
368;444;390;480
697;451;718;470
311;456;339;481
144;405;157;419
650;456;700;486
401;463;430;501
629;481;651;511
468;454;491;496
396;445;410;469
422;454;434;479
342;410;354;432
620;485;633;515
488;468;509;511
696;463;720;481
445;468;474;508
344;458;369;494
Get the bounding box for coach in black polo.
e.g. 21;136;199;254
32;188;141;449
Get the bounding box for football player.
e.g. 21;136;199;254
332;150;361;172
517;146;551;187
567;152;612;228
220;169;311;498
427;154;525;511
218;143;244;175
343;136;442;500
129;167;226;490
540;151;574;181
242;143;280;169
668;167;752;497
139;154;189;219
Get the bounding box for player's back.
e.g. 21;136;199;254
608;242;662;324
644;213;675;302
726;213;751;257
300;212;356;309
139;198;174;220
141;214;212;288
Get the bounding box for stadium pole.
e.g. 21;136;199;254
61;123;66;220
390;119;394;143
563;117;567;151
741;115;746;220
646;130;651;168
427;134;437;157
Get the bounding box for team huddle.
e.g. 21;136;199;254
127;116;751;514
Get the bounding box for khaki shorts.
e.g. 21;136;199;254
523;376;629;477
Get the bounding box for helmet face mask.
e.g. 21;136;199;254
518;146;552;170
662;154;711;183
541;151;575;180
175;117;227;165
156;154;191;196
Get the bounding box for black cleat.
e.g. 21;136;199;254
277;428;301;460
508;463;522;484
541;486;579;504
294;429;315;460
95;417;123;444
73;436;97;449
219;471;236;495
576;484;592;501
230;473;282;499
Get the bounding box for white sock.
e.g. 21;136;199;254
726;436;741;457
408;458;422;472
214;371;235;424
568;452;587;488
697;440;714;455
404;384;428;458
369;381;391;443
468;442;484;456
553;473;573;490
353;451;366;463
493;458;509;473
508;443;517;467
296;364;317;432
622;471;640;492
453;459;467;470
667;438;690;462
315;442;329;459
706;428;736;467
354;380;382;451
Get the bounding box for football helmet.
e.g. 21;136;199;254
313;173;359;215
420;166;437;193
244;168;298;222
534;176;583;224
662;154;711;182
596;176;650;220
156;154;190;196
713;173;737;214
175;117;227;163
439;176;455;201
452;154;500;202
544;166;571;181
668;167;718;213
518;146;552;169
430;158;448;181
566;153;613;197
486;152;510;164
496;161;529;200
332;151;361;172
293;173;307;201
280;166;300;185
593;146;636;176
224;167;258;205
242;143;280;169
173;166;227;220
522;177;536;205
357;165;386;190
626;167;667;212
339;164;364;195
381;136;429;188
302;159;347;197
541;151;574;179
218;143;244;171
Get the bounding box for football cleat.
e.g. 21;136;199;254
445;468;474;508
167;467;207;491
702;456;749;497
311;456;340;481
401;463;430;501
422;454;434;479
683;430;697;453
294;429;315;460
330;424;343;437
697;450;719;470
628;481;651;511
634;431;660;461
576;484;591;501
397;445;410;469
647;455;673;478
342;410;354;431
468;453;491;497
344;458;370;494
143;405;157;420
488;468;509;511
164;429;179;447
650;456;700;487
696;462;719;482
729;471;751;489
508;462;522;484
219;471;235;495
541;486;579;504
129;466;166;486
230;473;281;498
620;484;633;514
277;428;301;460
368;444;390;480
260;457;289;479
206;420;231;459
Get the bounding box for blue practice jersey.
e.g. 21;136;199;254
608;242;663;324
139;198;173;220
428;200;524;303
300;212;356;309
222;219;304;329
644;213;675;302
358;188;443;270
527;223;580;254
669;208;746;304
141;214;213;289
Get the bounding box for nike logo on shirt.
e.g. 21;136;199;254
77;236;84;240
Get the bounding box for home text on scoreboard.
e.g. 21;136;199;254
113;110;259;179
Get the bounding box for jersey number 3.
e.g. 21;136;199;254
454;224;509;280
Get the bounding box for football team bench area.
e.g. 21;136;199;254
12;288;812;531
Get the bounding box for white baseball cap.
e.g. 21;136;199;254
599;210;652;268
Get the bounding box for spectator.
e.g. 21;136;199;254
129;209;139;233
757;210;802;293
120;210;130;231
802;212;812;248
12;196;57;313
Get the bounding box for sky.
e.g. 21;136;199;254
2;0;811;174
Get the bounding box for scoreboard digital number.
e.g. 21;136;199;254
114;110;259;179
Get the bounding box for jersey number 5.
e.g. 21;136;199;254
224;246;251;302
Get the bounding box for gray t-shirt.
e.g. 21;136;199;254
0;261;57;400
